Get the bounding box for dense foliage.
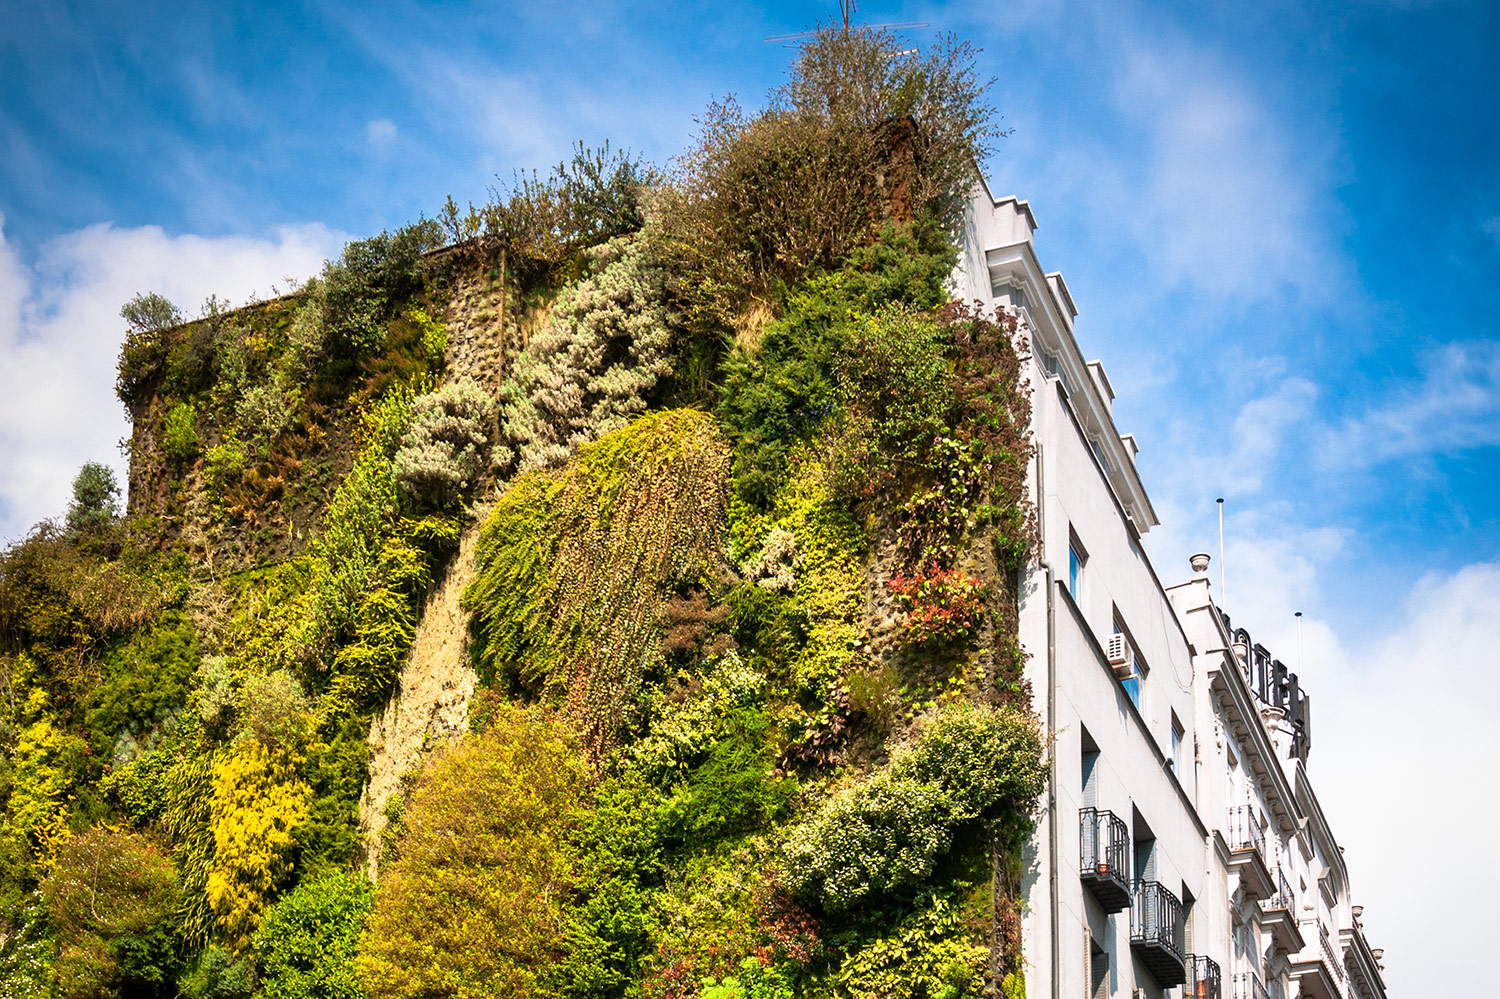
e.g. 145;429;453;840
0;24;1043;999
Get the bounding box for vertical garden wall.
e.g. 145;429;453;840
0;24;1045;999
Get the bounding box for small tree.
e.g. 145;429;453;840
66;461;121;534
117;293;183;406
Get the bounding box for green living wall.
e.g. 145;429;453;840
0;24;1045;999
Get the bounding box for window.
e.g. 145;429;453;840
1087;937;1109;999
1068;534;1086;602
1169;712;1185;775
1081;726;1100;808
1112;611;1145;710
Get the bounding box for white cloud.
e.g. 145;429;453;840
1105;37;1345;305
1484;215;1500;243
0;218;343;543
1311;561;1500;996
1325;339;1500;464
366;117;398;148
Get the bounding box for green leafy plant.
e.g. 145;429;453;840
41;827;183;998
163;401;201;465
466;409;730;755
65;461;121;535
253;870;372;999
495;234;676;475
357;705;587;999
394;380;496;508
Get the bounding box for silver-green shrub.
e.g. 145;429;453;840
782;704;1044;911
495;234;675;474
393;380;497;508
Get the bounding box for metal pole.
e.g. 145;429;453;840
1216;498;1226;612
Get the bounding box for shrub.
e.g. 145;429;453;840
832;892;986;999
316;222;443;358
204;432;248;500
658;27;996;328
205;741;311;949
465;410;730;754
177;946;254;999
238;671;314;750
884;565;992;649
41;827;182;998
357;706;587;999
394;380;496;508
65;461;120;534
253;870;372;999
495;235;676;474
85;609;199;746
163;401;201;465
782;704;1043;911
117;293;184;406
440;141;651;284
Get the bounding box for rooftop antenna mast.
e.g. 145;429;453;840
764;2;928;45
1295;611;1304;669
1217;498;1226;613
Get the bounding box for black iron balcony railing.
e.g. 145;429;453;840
1183;954;1222;999
1232;972;1270;999
1261;867;1295;913
1131;880;1187;985
1224;805;1266;858
1079;807;1131;911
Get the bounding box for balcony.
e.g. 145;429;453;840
1182;955;1222;999
1289;925;1347;999
1231;972;1270;999
1223;806;1275;900
1258;867;1306;954
1079;807;1131;912
1131;880;1187;986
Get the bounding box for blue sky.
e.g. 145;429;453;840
2;0;1496;988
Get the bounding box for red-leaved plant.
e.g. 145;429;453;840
885;563;992;648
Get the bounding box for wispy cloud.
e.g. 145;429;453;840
0;218;344;543
1325;339;1500;464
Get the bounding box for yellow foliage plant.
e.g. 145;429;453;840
205;740;311;949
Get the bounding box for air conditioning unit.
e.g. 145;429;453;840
1107;633;1138;680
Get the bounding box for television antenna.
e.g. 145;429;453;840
764;1;928;44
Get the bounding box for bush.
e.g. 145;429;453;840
440;141;651;285
163;401;200;465
658;27;995;328
357;706;587;999
316;222;443;358
117;293;183;406
177;946;254;999
41;827;182;998
832;892;986;999
394;380;496;508
65;461;121;534
465;410;730;754
85;609;200;745
204;433;248;500
782;705;1043;912
205;741;311;949
253;870;372;999
495;235;676;475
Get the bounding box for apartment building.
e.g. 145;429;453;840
954;181;1390;999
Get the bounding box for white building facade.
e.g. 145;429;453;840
954;182;1390;999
